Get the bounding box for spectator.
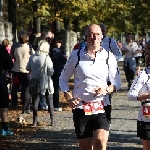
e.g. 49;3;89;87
29;32;49;110
46;31;54;44
0;45;14;135
11;30;34;114
50;39;67;111
2;39;11;54
26;40;54;126
2;39;13;100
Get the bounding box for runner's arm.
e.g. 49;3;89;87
108;52;121;92
59;51;77;94
110;39;122;61
128;71;149;101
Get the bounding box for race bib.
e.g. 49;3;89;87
83;101;104;115
143;106;150;119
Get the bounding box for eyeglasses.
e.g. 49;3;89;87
89;33;102;37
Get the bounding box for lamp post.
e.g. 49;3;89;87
122;32;125;43
8;0;17;41
21;15;24;30
32;0;41;34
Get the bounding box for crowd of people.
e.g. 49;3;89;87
0;30;67;135
0;23;150;150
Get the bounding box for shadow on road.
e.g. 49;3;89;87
0;123;79;150
0;120;142;150
108;132;142;150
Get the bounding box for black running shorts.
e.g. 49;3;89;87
137;120;150;140
72;108;110;139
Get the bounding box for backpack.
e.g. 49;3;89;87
75;48;110;70
75;48;110;85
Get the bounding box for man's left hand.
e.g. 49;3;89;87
92;86;107;97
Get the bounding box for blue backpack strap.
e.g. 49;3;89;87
109;38;112;52
106;50;109;69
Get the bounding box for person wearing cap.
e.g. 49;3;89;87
128;42;150;150
59;24;121;150
26;40;54;126
11;30;34;114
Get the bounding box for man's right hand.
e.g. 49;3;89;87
64;91;81;109
64;91;73;101
68;98;81;109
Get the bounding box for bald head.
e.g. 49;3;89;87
85;24;102;36
99;23;107;38
84;24;102;50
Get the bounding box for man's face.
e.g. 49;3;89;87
21;34;29;43
86;25;102;49
48;32;53;38
127;34;132;42
57;42;61;48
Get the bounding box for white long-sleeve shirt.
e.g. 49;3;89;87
128;67;150;122
122;42;138;58
101;36;122;61
59;47;121;109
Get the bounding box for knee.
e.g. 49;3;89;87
93;130;108;149
78;138;93;150
94;138;105;149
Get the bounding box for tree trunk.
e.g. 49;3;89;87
36;17;40;33
8;0;16;41
0;0;3;18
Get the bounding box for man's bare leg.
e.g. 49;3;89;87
78;137;93;150
93;129;109;150
142;140;150;150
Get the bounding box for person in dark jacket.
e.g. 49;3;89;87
0;45;14;136
50;39;67;111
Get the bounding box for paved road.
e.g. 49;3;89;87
1;63;143;150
